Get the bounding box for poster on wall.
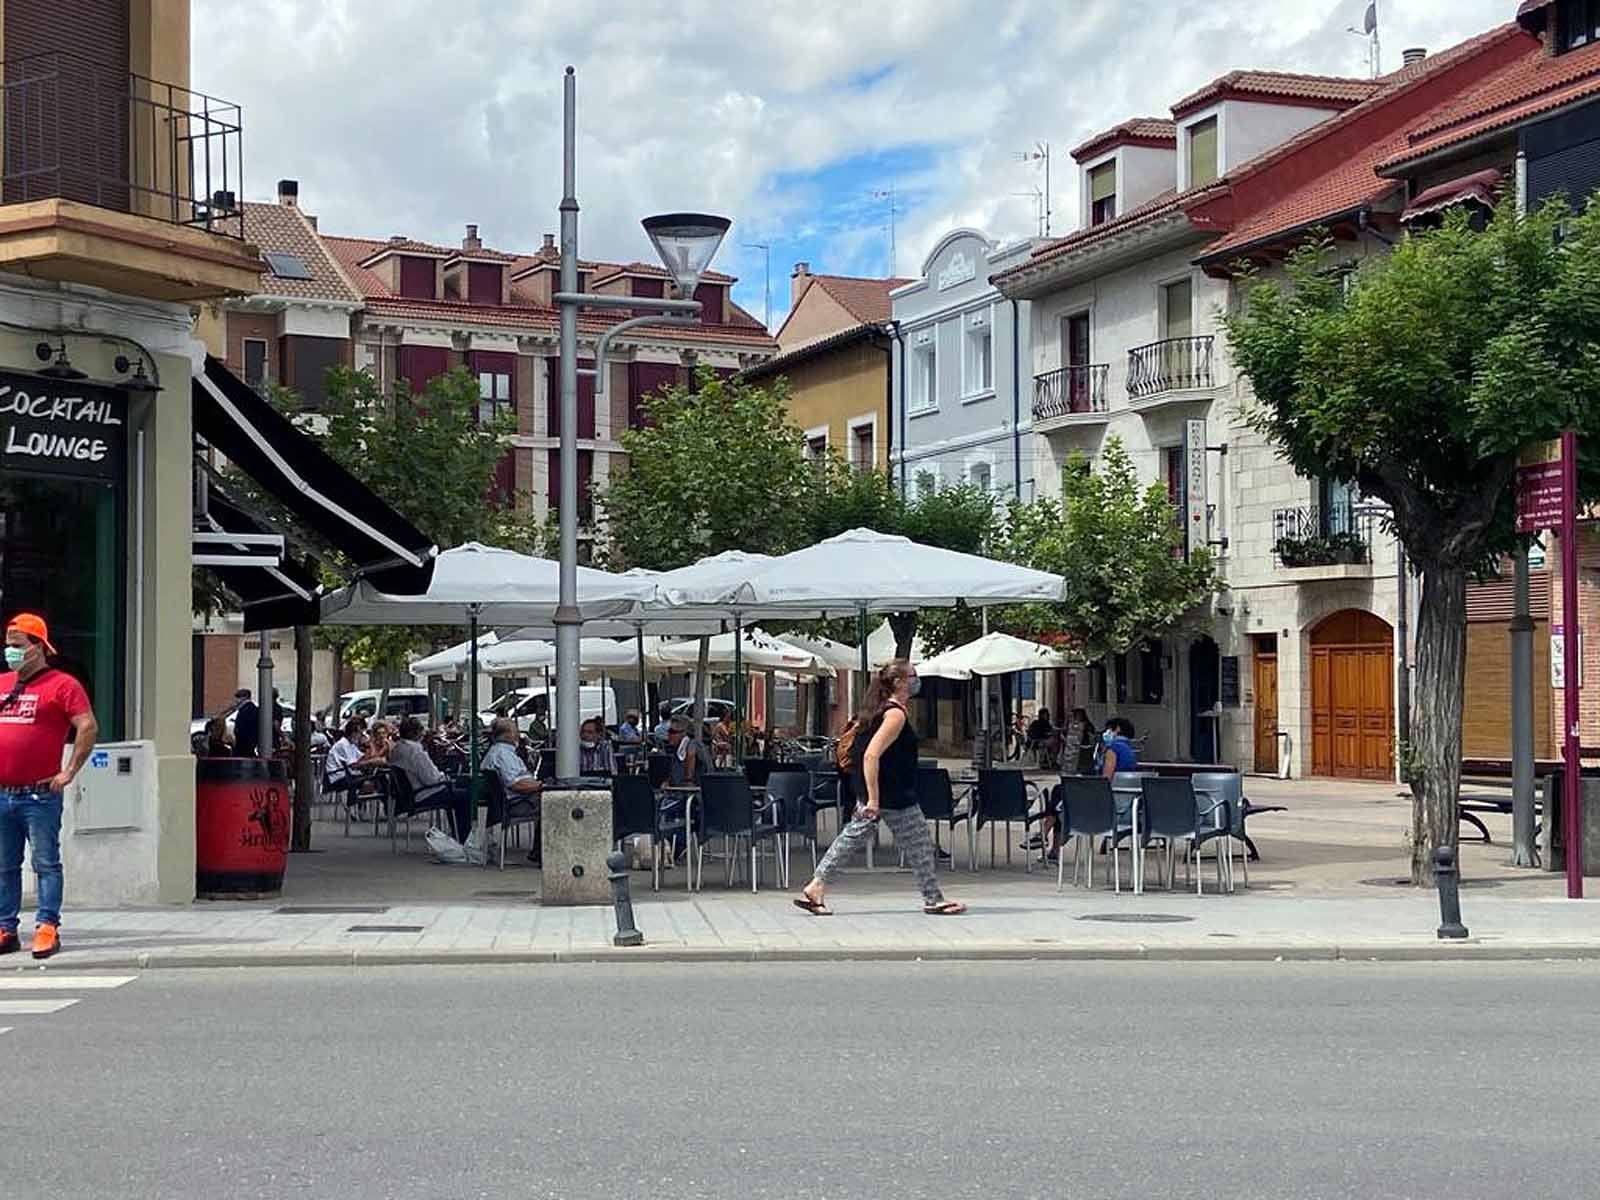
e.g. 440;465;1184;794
0;372;127;484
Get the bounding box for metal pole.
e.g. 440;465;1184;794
980;608;991;768
554;65;581;782
1395;541;1410;750
256;629;273;760
635;628;648;733
1560;430;1583;898
467;609;480;817
856;606;869;715
733;614;744;764
1510;544;1537;866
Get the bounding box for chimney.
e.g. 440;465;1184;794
277;178;299;208
541;232;557;257
1402;47;1427;66
463;223;482;253
790;261;812;306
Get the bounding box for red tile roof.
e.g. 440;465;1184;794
357;237;455;264
444;247;521;265
1380;39;1600;170
799;273;912;324
358;295;775;344
240;203;363;304
588;260;735;286
1402;167;1506;222
1070;117;1176;163
1171;70;1380;117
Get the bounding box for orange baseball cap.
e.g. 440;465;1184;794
5;613;55;654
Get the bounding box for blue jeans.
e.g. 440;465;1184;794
0;788;64;931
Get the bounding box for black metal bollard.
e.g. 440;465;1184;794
608;850;644;947
1435;845;1469;940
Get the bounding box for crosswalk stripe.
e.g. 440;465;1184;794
0;999;79;1015
0;975;135;991
0;1027;11;1036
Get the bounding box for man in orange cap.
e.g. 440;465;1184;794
0;612;98;959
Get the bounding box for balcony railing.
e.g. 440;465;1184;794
1;51;245;239
1272;503;1373;567
1033;363;1109;422
1127;335;1214;400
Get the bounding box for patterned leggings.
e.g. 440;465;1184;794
813;804;945;906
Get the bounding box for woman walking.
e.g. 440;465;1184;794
794;662;965;917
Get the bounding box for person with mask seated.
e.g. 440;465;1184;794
578;716;616;776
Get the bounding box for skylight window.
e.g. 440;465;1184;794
263;251;313;281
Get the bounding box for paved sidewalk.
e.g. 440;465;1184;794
12;885;1599;970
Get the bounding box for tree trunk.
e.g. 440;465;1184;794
693;636;710;729
1408;560;1468;884
291;624;315;853
889;611;918;660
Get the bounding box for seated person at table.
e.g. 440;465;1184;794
1026;708;1054;762
617;710;642;744
710;712;735;764
525;696;551;744
652;703;673;740
389;716;472;842
202;715;233;758
1095;716;1139;778
483;717;543;864
366;719;394;763
578;717;617;776
666;716;705;787
325;718;367;780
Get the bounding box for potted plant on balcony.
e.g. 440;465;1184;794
1324;530;1368;565
1274;534;1327;567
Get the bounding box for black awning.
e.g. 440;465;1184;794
199;488;324;631
192;356;437;593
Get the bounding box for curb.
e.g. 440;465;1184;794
5;941;1597;971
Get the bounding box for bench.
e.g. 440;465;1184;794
1457;791;1547;844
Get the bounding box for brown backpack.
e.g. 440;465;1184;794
835;720;860;773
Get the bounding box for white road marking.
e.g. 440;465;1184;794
0;1027;11;1036
0;975;135;991
0;999;79;1015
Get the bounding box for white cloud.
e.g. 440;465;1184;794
192;0;1515;321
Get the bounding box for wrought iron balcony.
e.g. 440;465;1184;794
1272;503;1373;567
1127;335;1214;400
1033;363;1109;422
1;51;245;239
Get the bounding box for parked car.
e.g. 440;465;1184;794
480;685;618;733
328;688;433;728
189;693;315;752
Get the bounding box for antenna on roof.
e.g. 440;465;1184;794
743;240;772;330
1346;0;1380;79
871;185;898;276
1015;142;1052;236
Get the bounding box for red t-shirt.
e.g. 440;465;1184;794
0;668;91;788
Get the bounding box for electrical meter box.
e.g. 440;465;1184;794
72;740;151;833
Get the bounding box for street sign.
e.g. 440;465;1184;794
1184;418;1207;557
1516;439;1564;533
1551;625;1584;689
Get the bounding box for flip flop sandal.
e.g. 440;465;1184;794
923;901;967;916
792;896;833;917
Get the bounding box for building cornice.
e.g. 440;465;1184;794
992;212;1206;299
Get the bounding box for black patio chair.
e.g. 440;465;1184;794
646;752;674;790
742;757;780;789
915;766;972;869
694;771;783;893
973;769;1047;872
763;769;815;884
481;770;541;871
1139;776;1228;895
1056;776;1121;892
384;766;460;854
611;773;665;890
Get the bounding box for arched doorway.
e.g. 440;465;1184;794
1309;610;1394;779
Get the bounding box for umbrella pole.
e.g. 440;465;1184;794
856;605;869;716
468;607;480;830
635;627;648;733
733;613;744;765
981;608;991;769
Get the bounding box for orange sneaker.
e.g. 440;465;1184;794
0;929;18;955
30;923;59;960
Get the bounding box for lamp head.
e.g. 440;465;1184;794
641;212;731;298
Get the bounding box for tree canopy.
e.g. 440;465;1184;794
1223;195;1600;881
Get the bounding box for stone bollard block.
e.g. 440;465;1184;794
1539;775;1600;878
539;786;614;906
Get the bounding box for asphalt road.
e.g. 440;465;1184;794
1;961;1595;1199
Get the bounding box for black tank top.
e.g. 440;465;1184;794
853;701;920;810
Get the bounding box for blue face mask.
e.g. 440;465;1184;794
906;676;921;698
1102;729;1116;746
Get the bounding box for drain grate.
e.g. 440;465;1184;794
347;924;425;934
471;890;538;899
1077;913;1195;924
275;905;388;915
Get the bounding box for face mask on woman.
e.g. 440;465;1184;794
1102;729;1116;746
905;675;921;698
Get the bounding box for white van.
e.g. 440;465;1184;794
332;688;433;727
480;685;618;732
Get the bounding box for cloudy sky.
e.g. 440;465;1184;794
193;0;1513;329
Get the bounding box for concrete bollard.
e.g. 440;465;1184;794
1435;844;1469;940
608;850;644;947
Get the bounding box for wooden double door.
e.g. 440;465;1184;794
1309;610;1394;780
1253;639;1279;775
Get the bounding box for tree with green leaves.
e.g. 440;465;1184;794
598;369;815;572
986;437;1219;661
1224;197;1600;883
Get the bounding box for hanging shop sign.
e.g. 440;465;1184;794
0;371;127;483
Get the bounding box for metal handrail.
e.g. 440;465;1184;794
1;50;245;239
1127;336;1214;399
1033;363;1109;421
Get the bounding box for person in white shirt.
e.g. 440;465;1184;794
325;718;365;780
388;716;471;841
482;718;543;865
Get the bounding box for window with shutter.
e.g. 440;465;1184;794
398;257;437;299
1089;162;1117;226
547;358;596;439
397;345;449;391
1187;117;1218;188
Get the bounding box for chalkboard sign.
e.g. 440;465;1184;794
1220;655;1240;707
0;372;127;484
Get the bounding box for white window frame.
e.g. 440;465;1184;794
478;369;512;425
1157;272;1197;340
803;424;830;463
908;327;938;414
960;304;995;401
846;414;877;473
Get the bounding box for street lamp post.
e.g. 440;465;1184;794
552;66;730;779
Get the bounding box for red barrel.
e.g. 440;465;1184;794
196;758;291;899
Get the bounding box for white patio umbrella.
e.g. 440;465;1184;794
479;636;667;675
778;632;861;672
319;542;657;789
408;631;500;679
654;628;836;676
917;631;1068;681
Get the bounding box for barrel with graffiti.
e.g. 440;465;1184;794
195;757;291;898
